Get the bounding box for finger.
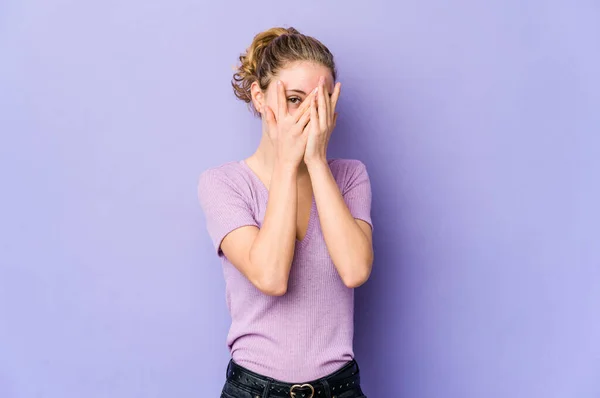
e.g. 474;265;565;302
297;104;312;130
320;78;331;120
317;78;327;131
264;105;277;131
330;82;341;123
311;92;319;131
292;87;318;124
303;119;311;134
276;80;287;120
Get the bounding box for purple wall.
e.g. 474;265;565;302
1;0;599;397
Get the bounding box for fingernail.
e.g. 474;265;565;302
277;80;281;86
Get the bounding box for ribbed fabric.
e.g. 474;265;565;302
197;158;372;383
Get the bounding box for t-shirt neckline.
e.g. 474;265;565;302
238;159;316;245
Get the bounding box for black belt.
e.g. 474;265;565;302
226;359;361;398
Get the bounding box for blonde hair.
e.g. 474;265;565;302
232;27;337;115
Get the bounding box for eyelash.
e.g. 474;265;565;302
288;97;302;105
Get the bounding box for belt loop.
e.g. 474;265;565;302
262;378;272;398
320;380;332;398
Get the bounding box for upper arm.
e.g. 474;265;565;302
345;161;374;272
197;167;259;261
219;225;261;281
342;160;373;231
356;219;373;244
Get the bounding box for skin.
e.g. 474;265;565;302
220;61;373;296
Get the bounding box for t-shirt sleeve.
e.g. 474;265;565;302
197;168;259;256
342;160;373;230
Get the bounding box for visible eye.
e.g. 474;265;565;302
287;96;302;106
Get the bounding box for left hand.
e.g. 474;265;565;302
303;77;341;165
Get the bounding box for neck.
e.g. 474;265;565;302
249;132;309;178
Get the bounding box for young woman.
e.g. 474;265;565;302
198;26;373;398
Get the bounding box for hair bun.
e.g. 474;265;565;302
232;27;299;103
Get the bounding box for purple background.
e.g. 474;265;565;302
1;0;599;397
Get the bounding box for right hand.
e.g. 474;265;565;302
262;81;317;167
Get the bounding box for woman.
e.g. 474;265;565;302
198;26;373;398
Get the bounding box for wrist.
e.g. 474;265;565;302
305;158;330;175
305;156;329;172
274;158;300;176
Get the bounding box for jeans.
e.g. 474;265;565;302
220;359;367;398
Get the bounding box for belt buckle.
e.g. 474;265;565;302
290;384;314;398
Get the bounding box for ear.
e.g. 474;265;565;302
250;81;265;114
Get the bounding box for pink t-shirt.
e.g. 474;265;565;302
197;158;372;382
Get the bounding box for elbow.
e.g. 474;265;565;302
341;261;372;289
259;283;288;297
247;251;290;296
342;273;369;289
254;274;289;296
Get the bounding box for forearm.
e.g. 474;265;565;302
248;162;298;294
307;160;373;287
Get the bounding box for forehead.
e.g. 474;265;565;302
275;61;334;91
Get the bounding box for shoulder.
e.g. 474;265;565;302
198;161;250;199
328;158;367;170
328;158;369;180
328;158;371;196
199;161;243;182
